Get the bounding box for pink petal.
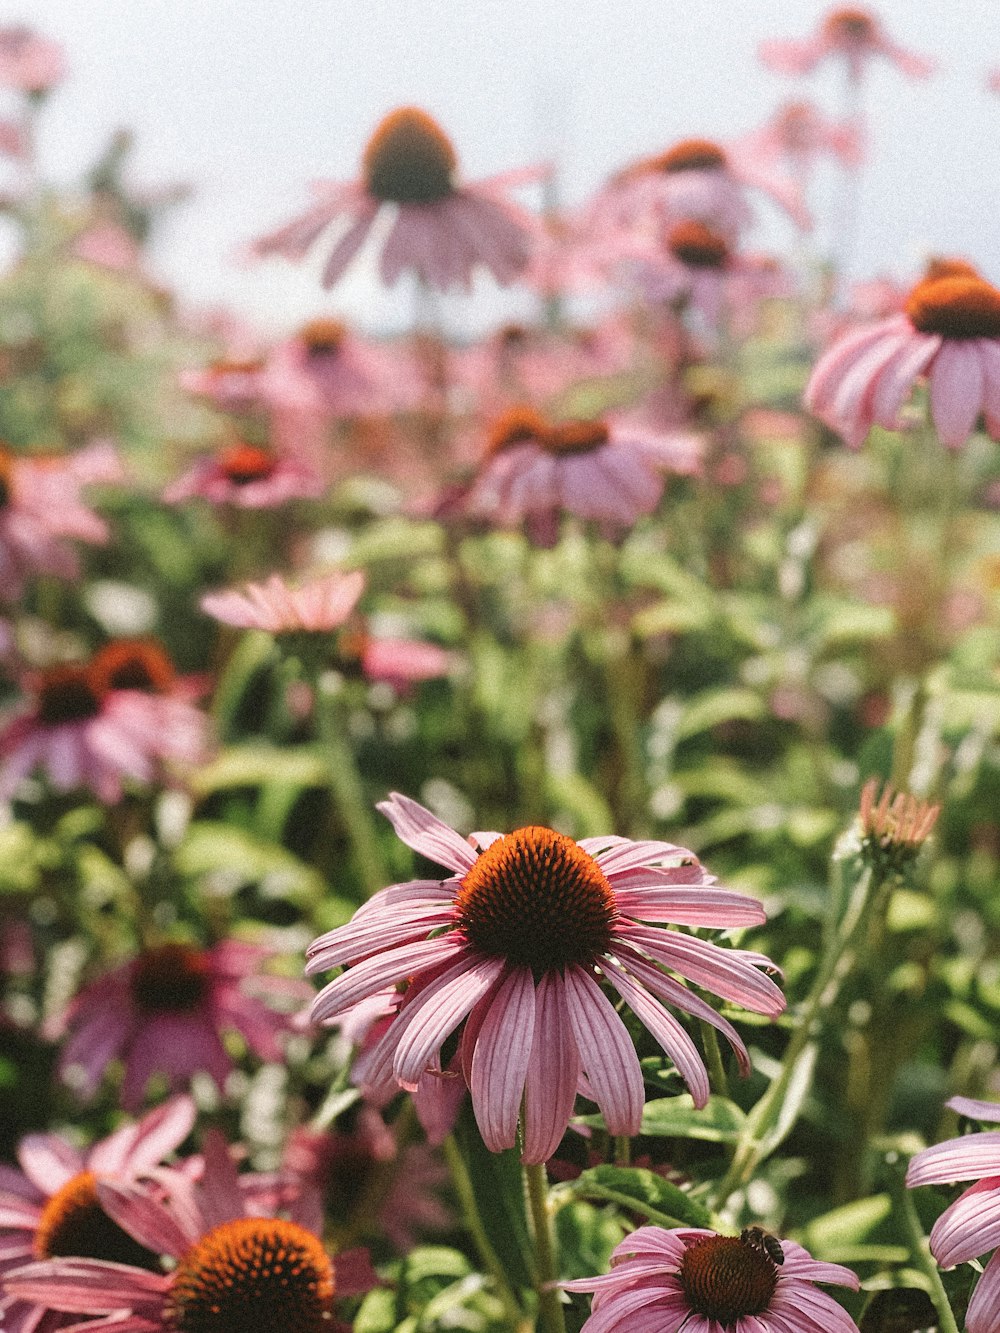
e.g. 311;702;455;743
89;1095;196;1176
321;204;378;288
906;1131;1000;1186
623;924;785;1015
375;793;477;873
305;903;455;973
522;972;580;1164
563;966;644;1136
601;961;709;1106
930;340;985;447
928;1176;1000;1268
16;1135;84;1195
613;884;765;927
870;331;940;429
96;1179;196;1261
391;954;505;1088
967;1249;1000;1333
3;1260;169;1313
948;1095;1000;1123
310;934;468;1023
469;968;536;1151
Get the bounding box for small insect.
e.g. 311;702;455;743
740;1226;785;1265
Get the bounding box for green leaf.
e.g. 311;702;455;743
675;689;766;742
640;1094;747;1142
452;1108;534;1293
191;744;329;795
566;1165;711;1228
798;1194;892;1257
353;1287;398;1333
555;1200;627;1280
174;821;330;905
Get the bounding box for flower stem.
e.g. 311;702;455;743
713;862;886;1204
524;1160;567;1333
313;678;388;900
892;1169;961;1333
700;1018;730;1100
443;1136;528;1331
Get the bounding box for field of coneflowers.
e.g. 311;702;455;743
3;9;1000;1332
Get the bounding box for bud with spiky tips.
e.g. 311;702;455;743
858;778;940;877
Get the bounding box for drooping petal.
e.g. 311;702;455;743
905;1131;1000;1186
375;793;478;873
600;961;709;1107
928;1176;1000;1268
930;340;985;447
563;966;644;1136
390;953;505;1088
522;971;580;1164
967;1248;1000;1333
469;967;536;1151
310;934;468;1023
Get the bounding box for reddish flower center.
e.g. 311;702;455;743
667;220;730;269
300;318;347;358
653;138;728;174
679;1234;780;1326
219;443;277;484
89;639;176;694
164;1218;335;1333
363;107;457;204
36;665;104;726
454;827;618;975
486;406;549;455
905;275;1000;339
34;1170;161;1269
542;420;610;455
130;944;211;1014
826;8;876;42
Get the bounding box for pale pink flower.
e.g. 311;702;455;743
562;1225;859;1333
906;1095;1000;1333
307;792;783;1164
71;223;144;275
805;266;1000;448
0;25;66;96
0;446;116;600
4;1131;376;1333
596;136;811;241
522;205;659;299
253;105;540;292
358;636;453;686
284;1111;451;1253
0;663;188;805
52;939;311;1109
163;440;325;508
739;100;865;172
0;1097;195;1333
466;407;702;541
268;318;422;416
88;638;211;772
201;569;365;634
759;7;935;81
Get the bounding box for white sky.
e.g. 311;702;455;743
13;0;1000;338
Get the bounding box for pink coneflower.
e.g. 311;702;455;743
284;1111;451;1253
759;7;935;81
0;664;166;804
163;440;325;508
636;220;752;328
740;99;865;173
805;265;1000;448
201;569;366;635
253;106;539;292
906;1095;1000;1333
88;638;211;773
562;1225;860;1333
268;318;421;416
0;25;66;96
53;939;310;1110
4;1132;376;1333
307;793;783;1164
0;446;114;600
466;407;701;543
0;1097;195;1333
599;136;810;241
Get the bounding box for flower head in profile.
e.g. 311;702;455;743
805;262;1000;448
906;1094;1000;1333
466;407;701;545
597;134;810;240
562;1224;860;1333
253;105;540;292
4;1131;376;1333
741;100;865;173
858;777;940;874
759;7;935;81
52;939;310;1109
164;440;325;508
0;1097;195;1333
307;793;784;1164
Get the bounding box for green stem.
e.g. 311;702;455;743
313;679;388;900
443;1136;527;1331
713;864;886;1205
614;1135;631;1167
893;1172;961;1333
700;1019;730;1100
524;1160;567;1333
